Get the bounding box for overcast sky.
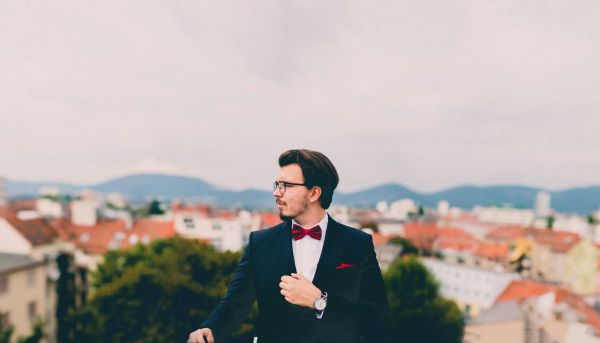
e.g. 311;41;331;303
1;1;599;192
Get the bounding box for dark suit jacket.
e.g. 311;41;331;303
201;216;392;343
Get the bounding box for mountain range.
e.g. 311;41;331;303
5;174;600;214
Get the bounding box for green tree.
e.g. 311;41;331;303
385;256;464;343
148;199;165;216
0;313;13;343
68;237;256;343
17;320;44;343
388;237;418;256
0;314;44;343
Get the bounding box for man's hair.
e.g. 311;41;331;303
278;149;339;209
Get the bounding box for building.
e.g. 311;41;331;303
173;206;245;252
495;280;600;343
535;191;551;218
464;301;525;343
422;258;518;317
0;253;47;341
475;206;535;226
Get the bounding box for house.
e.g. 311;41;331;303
464;301;525;343
494;279;600;342
564;240;598;295
422;258;518;317
0;253;48;342
173;205;245;251
59;218;176;270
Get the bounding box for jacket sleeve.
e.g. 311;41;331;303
325;236;394;342
200;231;256;341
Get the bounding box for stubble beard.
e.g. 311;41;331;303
279;195;309;222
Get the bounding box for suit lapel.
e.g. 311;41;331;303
275;221;297;276
312;215;345;289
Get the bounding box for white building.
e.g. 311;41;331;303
173;211;244;252
71;200;97;226
36;187;62;218
376;218;404;236
385;199;417;220
535;191;551;218
437;200;450;217
423;258;519;317
475;206;535;226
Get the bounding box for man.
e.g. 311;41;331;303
188;149;392;343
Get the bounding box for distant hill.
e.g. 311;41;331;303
5;174;600;214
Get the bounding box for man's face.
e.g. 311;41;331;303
273;164;310;221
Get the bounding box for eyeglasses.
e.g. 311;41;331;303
273;181;309;194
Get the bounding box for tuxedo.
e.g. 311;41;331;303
201;216;392;343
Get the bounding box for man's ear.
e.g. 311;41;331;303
309;186;322;204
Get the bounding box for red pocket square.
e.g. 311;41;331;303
336;263;356;269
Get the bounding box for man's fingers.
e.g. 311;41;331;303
281;275;294;283
188;329;213;343
280;281;295;290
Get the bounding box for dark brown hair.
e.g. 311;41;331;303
278;149;339;209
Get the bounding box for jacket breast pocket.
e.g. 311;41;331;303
329;267;360;298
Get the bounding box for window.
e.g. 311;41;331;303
1;312;9;327
28;301;37;321
183;217;195;229
80;233;90;242
0;275;7;294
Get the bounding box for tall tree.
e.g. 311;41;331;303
68;237;256;343
384;256;464;343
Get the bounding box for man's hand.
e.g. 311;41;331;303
188;328;213;343
279;273;322;308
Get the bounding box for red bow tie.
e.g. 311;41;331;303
291;224;322;241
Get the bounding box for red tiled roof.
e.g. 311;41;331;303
371;232;391;245
61;219;176;255
486;225;526;241
433;228;478;252
1;214;59;246
474;242;509;259
171;204;211;217
403;223;439;250
486;226;581;253
496;279;554;302
534;231;581;253
496;280;600;333
259;212;281;228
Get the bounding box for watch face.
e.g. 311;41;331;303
315;298;327;311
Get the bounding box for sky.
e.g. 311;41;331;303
1;1;599;193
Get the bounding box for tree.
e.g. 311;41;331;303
0;313;13;343
0;314;44;343
148;199;165;215
68;237;256;343
388;237;418;256
17;320;44;343
56;253;77;343
384;256;464;343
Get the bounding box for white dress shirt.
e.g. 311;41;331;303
291;213;328;282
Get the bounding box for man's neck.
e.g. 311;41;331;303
293;208;326;228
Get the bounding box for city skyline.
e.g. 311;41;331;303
1;1;599;193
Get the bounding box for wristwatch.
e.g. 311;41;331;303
313;291;328;311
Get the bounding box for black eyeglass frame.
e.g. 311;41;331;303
273;181;311;194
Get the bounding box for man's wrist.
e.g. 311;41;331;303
311;287;322;302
